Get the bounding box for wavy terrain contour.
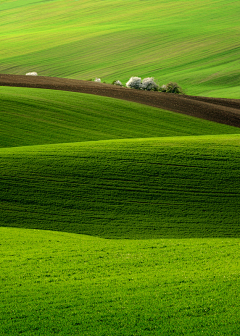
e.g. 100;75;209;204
1;74;240;128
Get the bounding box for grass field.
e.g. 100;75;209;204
1;227;239;336
1;87;240;148
1;134;240;239
1;0;240;333
0;83;240;334
0;0;240;97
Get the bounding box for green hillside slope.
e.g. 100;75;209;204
0;0;239;97
1;227;239;335
1;86;240;148
1;135;239;238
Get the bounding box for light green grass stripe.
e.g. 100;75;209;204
0;227;239;335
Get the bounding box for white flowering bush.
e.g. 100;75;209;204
141;77;158;91
94;78;101;83
126;77;158;91
26;72;38;76
112;80;123;86
126;77;142;89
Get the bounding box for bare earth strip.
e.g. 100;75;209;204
1;74;240;128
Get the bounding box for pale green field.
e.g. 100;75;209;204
1;0;240;97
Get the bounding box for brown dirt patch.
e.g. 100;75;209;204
1;74;240;128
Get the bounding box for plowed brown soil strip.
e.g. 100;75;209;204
1;74;240;128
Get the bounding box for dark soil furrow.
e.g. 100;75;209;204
1;74;240;127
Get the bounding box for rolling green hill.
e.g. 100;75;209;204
1;85;239;239
0;0;239;97
1;135;239;238
1;86;240;148
1;0;240;333
1;87;240;333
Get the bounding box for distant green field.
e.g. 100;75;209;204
0;0;239;97
1;86;240;148
1;135;239;238
1;227;239;336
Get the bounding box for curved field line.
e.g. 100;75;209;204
1;74;240;128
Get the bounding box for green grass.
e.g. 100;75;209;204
1;135;240;238
0;0;240;97
1;227;239;336
1;4;240;328
1;86;240;148
1;92;240;334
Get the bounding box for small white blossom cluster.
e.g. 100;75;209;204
26;72;38;76
94;78;101;83
112;80;123;86
141;77;158;91
126;77;158;91
126;77;142;89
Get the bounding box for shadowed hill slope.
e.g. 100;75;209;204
1;135;240;239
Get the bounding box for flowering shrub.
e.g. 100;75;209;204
141;77;158;91
88;76;183;94
26;72;38;76
126;77;158;91
126;77;142;89
112;80;123;86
